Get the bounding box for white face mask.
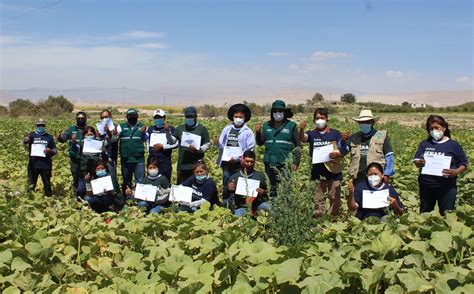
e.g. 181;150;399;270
148;169;159;177
368;175;382;188
273;112;285;122
430;130;444;141
315;119;327;129
233;117;245;127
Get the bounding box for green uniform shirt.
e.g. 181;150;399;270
119;122;145;164
174;123;210;171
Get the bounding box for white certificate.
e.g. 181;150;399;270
91;176;114;195
222;146;242;161
31;143;46;157
362;189;390;209
312;144;334;164
169;185;193;203
96;118;115;135
134;183;158;202
235;177;260;198
180;132;201;150
150;133;168;147
421;154;452;177
82;139;103;153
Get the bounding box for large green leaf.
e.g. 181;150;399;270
275;258;303;285
430;231;453;253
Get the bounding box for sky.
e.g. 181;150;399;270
0;0;473;99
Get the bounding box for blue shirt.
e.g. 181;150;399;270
306;128;343;181
354;180;402;220
181;176;219;204
414;138;468;187
27;131;57;169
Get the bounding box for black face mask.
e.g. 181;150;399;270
76;119;86;127
127;117;138;125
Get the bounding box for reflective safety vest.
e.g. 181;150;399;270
119;122;145;163
263;120;297;167
347;130;387;179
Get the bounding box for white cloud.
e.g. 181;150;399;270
120;31;165;39
136;43;168;49
311;51;350;60
268;51;289;57
456;76;471;83
385;70;404;78
288;64;299;71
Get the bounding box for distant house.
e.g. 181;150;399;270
410;103;427;108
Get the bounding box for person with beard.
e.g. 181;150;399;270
116;108;147;192
23;119;57;197
146;109;179;182
57;111;89;195
214;103;255;208
223;150;269;217
173;107;211;184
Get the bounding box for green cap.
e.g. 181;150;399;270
126;108;138;115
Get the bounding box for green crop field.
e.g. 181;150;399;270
0;113;472;293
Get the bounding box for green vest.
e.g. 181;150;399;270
263;120;296;166
68;125;84;160
119;122;145;163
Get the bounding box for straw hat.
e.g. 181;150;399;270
351;109;379;122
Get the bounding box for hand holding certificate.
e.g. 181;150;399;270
31;143;46;157
150;133;167;147
96;118;115;135
169;185;193;203
362;189;390;209
421;154;452;177
222;146;242;161
312;144;334;164
134;183;158;202
91;176;114;195
181;132;201;150
83;139;103;153
235;177;260;197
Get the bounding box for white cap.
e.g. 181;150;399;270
153;109;166;117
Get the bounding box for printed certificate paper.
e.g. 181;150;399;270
362;189;390;209
91;176;114;195
150;133;168;147
31;143;46;157
312;144;334;164
134;183;158;202
235;177;260;197
222;146;242;161
421;154;452;177
180;132;201;150
83;139;103;153
169;185;193;203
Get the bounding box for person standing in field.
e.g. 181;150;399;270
96;110;119;189
57;111;89;195
255;100;301;198
413;115;468;215
116;108;147;193
23;119;57;197
173;107;211;184
299;108;347;217
214;103;255;208
344;110;395;199
146;109;179;182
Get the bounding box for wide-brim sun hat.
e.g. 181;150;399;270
227;103;252;122
351;109;379;123
271;99;293;119
323;143;344;173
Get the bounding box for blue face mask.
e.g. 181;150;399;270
36;127;45;134
185;118;196;127
96;170;107;177
196;174;207;182
155;118;165;127
360;123;372;135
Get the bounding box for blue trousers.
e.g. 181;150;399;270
85;195;115;213
121;161;145;192
234;201;271;217
136;201;166;214
419;183;456;216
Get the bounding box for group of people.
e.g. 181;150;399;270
24;100;468;220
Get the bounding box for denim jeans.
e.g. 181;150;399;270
85;194;115;213
121;161;145;192
136;200;166;214
222;197;233;209
419;183;456;216
234;201;270;217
